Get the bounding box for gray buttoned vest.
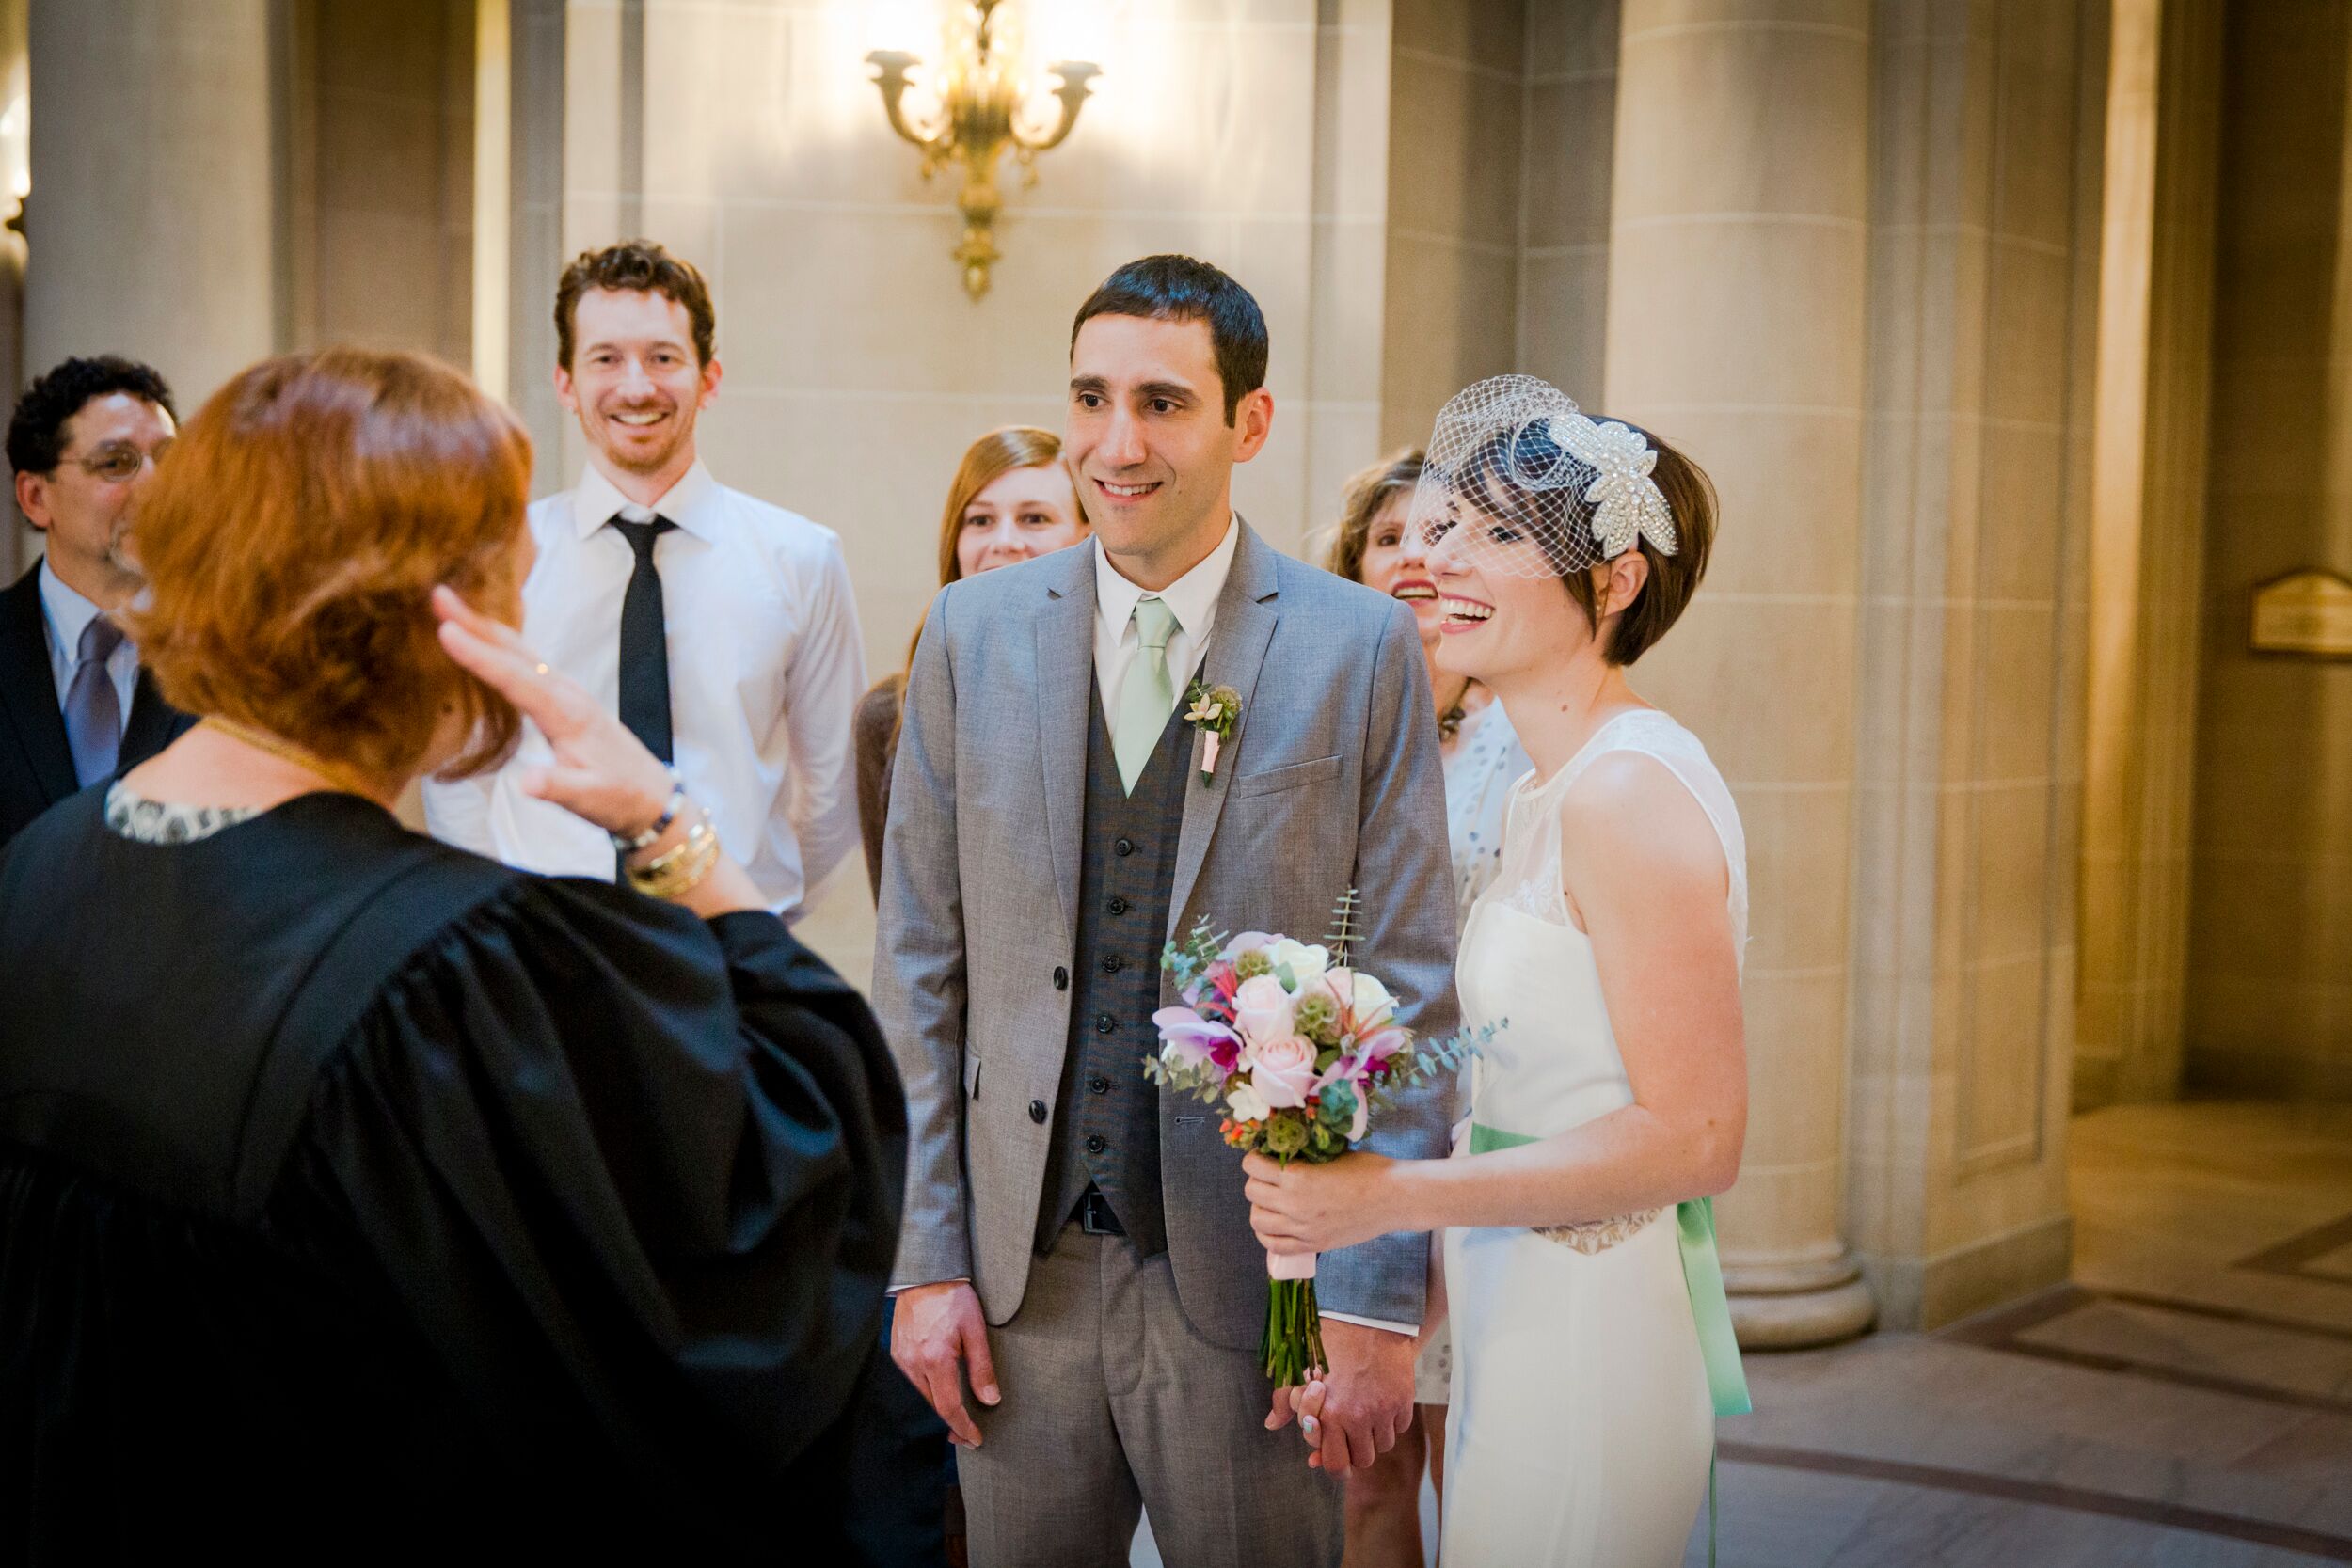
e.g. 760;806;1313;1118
1034;689;1193;1257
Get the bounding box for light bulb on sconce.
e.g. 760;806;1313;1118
866;0;1100;300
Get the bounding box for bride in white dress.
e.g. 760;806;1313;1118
1246;377;1751;1565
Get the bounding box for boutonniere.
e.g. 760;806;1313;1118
1183;680;1242;784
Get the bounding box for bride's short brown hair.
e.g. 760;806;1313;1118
127;347;533;784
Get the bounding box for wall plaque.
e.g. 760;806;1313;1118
2251;570;2352;658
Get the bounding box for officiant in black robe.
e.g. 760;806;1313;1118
0;348;909;1560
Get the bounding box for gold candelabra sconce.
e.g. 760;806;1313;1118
866;0;1100;300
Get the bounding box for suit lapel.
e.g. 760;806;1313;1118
119;667;192;771
0;566;77;803
1167;524;1280;940
1034;543;1099;938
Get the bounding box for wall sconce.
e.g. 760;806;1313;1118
866;0;1099;300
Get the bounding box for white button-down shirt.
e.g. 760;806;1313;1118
38;559;137;728
422;461;866;921
1090;515;1237;720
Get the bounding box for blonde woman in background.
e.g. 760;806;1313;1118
1322;448;1532;1567
853;426;1089;898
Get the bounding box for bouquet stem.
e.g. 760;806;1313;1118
1261;1249;1326;1387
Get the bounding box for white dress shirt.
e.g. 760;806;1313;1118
1091;519;1413;1339
422;460;866;921
38;559;137;728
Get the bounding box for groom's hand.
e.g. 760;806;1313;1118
891;1281;999;1449
1309;1320;1416;1475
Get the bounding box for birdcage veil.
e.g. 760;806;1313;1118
1404;374;1678;578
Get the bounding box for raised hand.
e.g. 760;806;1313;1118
890;1279;1000;1449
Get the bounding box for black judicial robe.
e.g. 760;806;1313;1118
0;789;909;1560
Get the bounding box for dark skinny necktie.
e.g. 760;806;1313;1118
64;614;125;787
611;516;676;763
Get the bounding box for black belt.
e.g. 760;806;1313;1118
1077;1186;1125;1236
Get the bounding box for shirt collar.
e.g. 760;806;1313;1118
1093;515;1240;642
37;557;105;662
569;458;722;543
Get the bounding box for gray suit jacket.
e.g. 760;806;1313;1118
873;522;1458;1349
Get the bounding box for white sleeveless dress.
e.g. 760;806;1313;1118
1440;709;1747;1567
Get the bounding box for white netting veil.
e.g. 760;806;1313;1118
1404;374;1678;579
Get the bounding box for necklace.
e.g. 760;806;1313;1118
202;717;383;801
1436;677;1470;742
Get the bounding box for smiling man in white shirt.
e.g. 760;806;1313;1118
423;241;864;920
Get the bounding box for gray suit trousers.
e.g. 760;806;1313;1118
959;1224;1343;1568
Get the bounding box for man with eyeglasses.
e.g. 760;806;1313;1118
0;355;193;848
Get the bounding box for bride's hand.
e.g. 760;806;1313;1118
432;586;672;838
1243;1150;1401;1256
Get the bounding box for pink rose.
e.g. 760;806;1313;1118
1250;1034;1319;1110
1233;974;1296;1047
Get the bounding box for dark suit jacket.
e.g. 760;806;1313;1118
0;563;196;849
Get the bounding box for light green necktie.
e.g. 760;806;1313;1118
1113;596;1180;793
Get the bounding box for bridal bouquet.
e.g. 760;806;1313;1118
1146;894;1481;1386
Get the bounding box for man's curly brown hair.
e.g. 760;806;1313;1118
554;239;717;370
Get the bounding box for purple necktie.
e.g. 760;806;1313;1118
64;614;125;786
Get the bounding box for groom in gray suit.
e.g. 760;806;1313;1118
875;256;1456;1567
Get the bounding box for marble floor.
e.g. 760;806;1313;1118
1686;1100;2352;1567
1128;1101;2352;1566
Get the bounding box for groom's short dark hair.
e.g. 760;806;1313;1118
1071;256;1268;426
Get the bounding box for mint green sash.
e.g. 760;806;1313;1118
1467;1122;1751;1418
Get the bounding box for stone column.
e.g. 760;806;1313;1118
24;0;278;405
1601;0;1877;1346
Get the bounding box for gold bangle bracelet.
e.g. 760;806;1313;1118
626;813;721;899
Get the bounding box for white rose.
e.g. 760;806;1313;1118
1347;970;1396;1029
1232;974;1295;1047
1267;938;1329;983
1227;1080;1271;1124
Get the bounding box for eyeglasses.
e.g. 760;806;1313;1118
64;442;171;483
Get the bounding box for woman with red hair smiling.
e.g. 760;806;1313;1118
0;348;907;1559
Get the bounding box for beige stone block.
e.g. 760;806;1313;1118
1525;0;1620;81
1516;248;1609;406
1379;233;1518;447
1519;77;1615;251
316;87;445;222
562;193;626;259
1635;596;1856;785
1964;779;2056;966
632;197;721;293
1306;217;1388;401
1232;428;1312;552
1315;15;1394;223
1393;0;1524;73
2185;852;2319;988
1304;404;1388;555
562;1;623;198
1971;605;2061;784
1741;783;1854;974
1385;49;1524;249
1982;242;2075;429
1604;220;1867;413
1991;57;2081;253
1972;420;2067;604
1641;406;1865;598
1622;0;1867;31
1612;18;1867;225
717;203;1218;400
1715;1159;1844;1262
314;211;448;352
1228;215;1316;402
313;0;452;93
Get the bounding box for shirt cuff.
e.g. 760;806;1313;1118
886;1277;971;1297
1321;1310;1418;1337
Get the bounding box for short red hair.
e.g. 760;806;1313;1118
128;348;534;784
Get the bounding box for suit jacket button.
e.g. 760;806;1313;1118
1028;1099;1048;1124
1053;966;1069;990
